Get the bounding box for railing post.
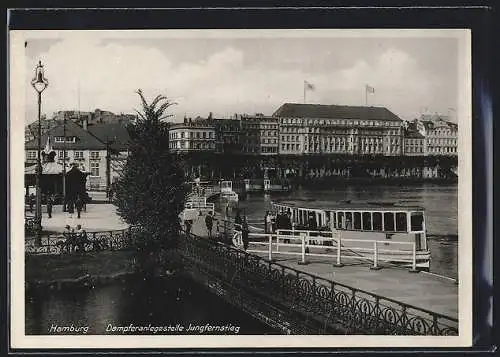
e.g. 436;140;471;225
333;230;344;267
409;242;419;273
298;233;307;265
268;234;274;262
370;241;382;270
276;232;279;253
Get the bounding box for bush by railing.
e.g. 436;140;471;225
178;231;458;336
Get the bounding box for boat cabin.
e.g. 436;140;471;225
272;201;427;251
220;180;233;193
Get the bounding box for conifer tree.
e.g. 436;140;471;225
114;90;187;274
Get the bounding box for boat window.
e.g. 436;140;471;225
395;212;407;232
338;212;345;229
331;212;337;228
383;212;395;231
410;212;424;231
353;212;361;230
373;212;383;231
362;212;372;230
345;212;353;229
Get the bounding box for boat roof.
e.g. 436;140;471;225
272;199;425;212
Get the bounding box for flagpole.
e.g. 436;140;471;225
303;81;306;104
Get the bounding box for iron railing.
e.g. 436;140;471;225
25;226;141;255
178;231;458;336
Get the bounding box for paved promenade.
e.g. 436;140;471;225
189;212;458;320
36;204;128;233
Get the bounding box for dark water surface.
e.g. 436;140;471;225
26;275;279;335
220;183;458;279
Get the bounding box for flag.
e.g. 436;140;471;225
365;85;375;94
43;136;53;154
304;80;315;91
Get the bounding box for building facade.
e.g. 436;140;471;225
273;103;404;156
403;129;425;156
25;120;131;191
240;114;279;155
416;115;458;156
209;117;242;153
169;121;216;153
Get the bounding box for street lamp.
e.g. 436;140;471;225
31;60;48;244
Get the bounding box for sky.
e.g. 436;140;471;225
22;31;461;125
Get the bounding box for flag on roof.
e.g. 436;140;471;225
304;80;315;91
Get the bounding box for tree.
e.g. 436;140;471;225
114;90;187;275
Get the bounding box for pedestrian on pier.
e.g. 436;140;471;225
242;216;249;251
234;209;242;231
46;193;54;218
205;211;214;238
265;210;272;233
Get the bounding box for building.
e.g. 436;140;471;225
415;115;458;156
25;119;131;191
403;128;425;156
240;114;279;155
273;103;404;156
168;119;216;153
207;116;242;153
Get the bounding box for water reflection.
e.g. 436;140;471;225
26;276;279;335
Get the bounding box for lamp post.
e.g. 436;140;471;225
31;61;49;244
62;116;67;211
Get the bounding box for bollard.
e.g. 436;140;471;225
333;231;344;267
370;241;382;270
409;242;419;273
298;234;307;265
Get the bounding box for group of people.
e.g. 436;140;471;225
26;193;87;219
61;224;89;253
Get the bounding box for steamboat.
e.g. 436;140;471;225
270;199;431;270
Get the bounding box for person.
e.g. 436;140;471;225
242;216;249;251
75;225;85;252
265;211;273;234
185;219;193;235
28;193;35;212
75;195;83;219
225;202;230;219
215;220;220;241
264;211;270;233
205;211;214;238
234;209;242;231
46;193;54;218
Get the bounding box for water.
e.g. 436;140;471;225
219;183;458;279
25;275;279;335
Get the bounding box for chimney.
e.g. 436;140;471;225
82;117;88;130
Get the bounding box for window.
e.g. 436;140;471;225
90;151;100;160
395;212;408;232
353;212;361;229
383;212;395;231
27;151;37;159
362;212;372;230
90;161;100;177
373;212;383;230
345;212;353;229
74;151;84;159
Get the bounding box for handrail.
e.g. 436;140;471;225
180;231;457;335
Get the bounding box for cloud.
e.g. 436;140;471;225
25;39;455;124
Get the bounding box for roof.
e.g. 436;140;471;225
272;103;403;122
87;123;132;152
25;120;106;150
272;199;425;212
404;130;424;139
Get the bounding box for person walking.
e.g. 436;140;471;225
46;193;53;218
242;216;249;251
234;209;242;231
205;211;214;238
28;193;35;212
75;195;83;219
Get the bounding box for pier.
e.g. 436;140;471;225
180;186;458;335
